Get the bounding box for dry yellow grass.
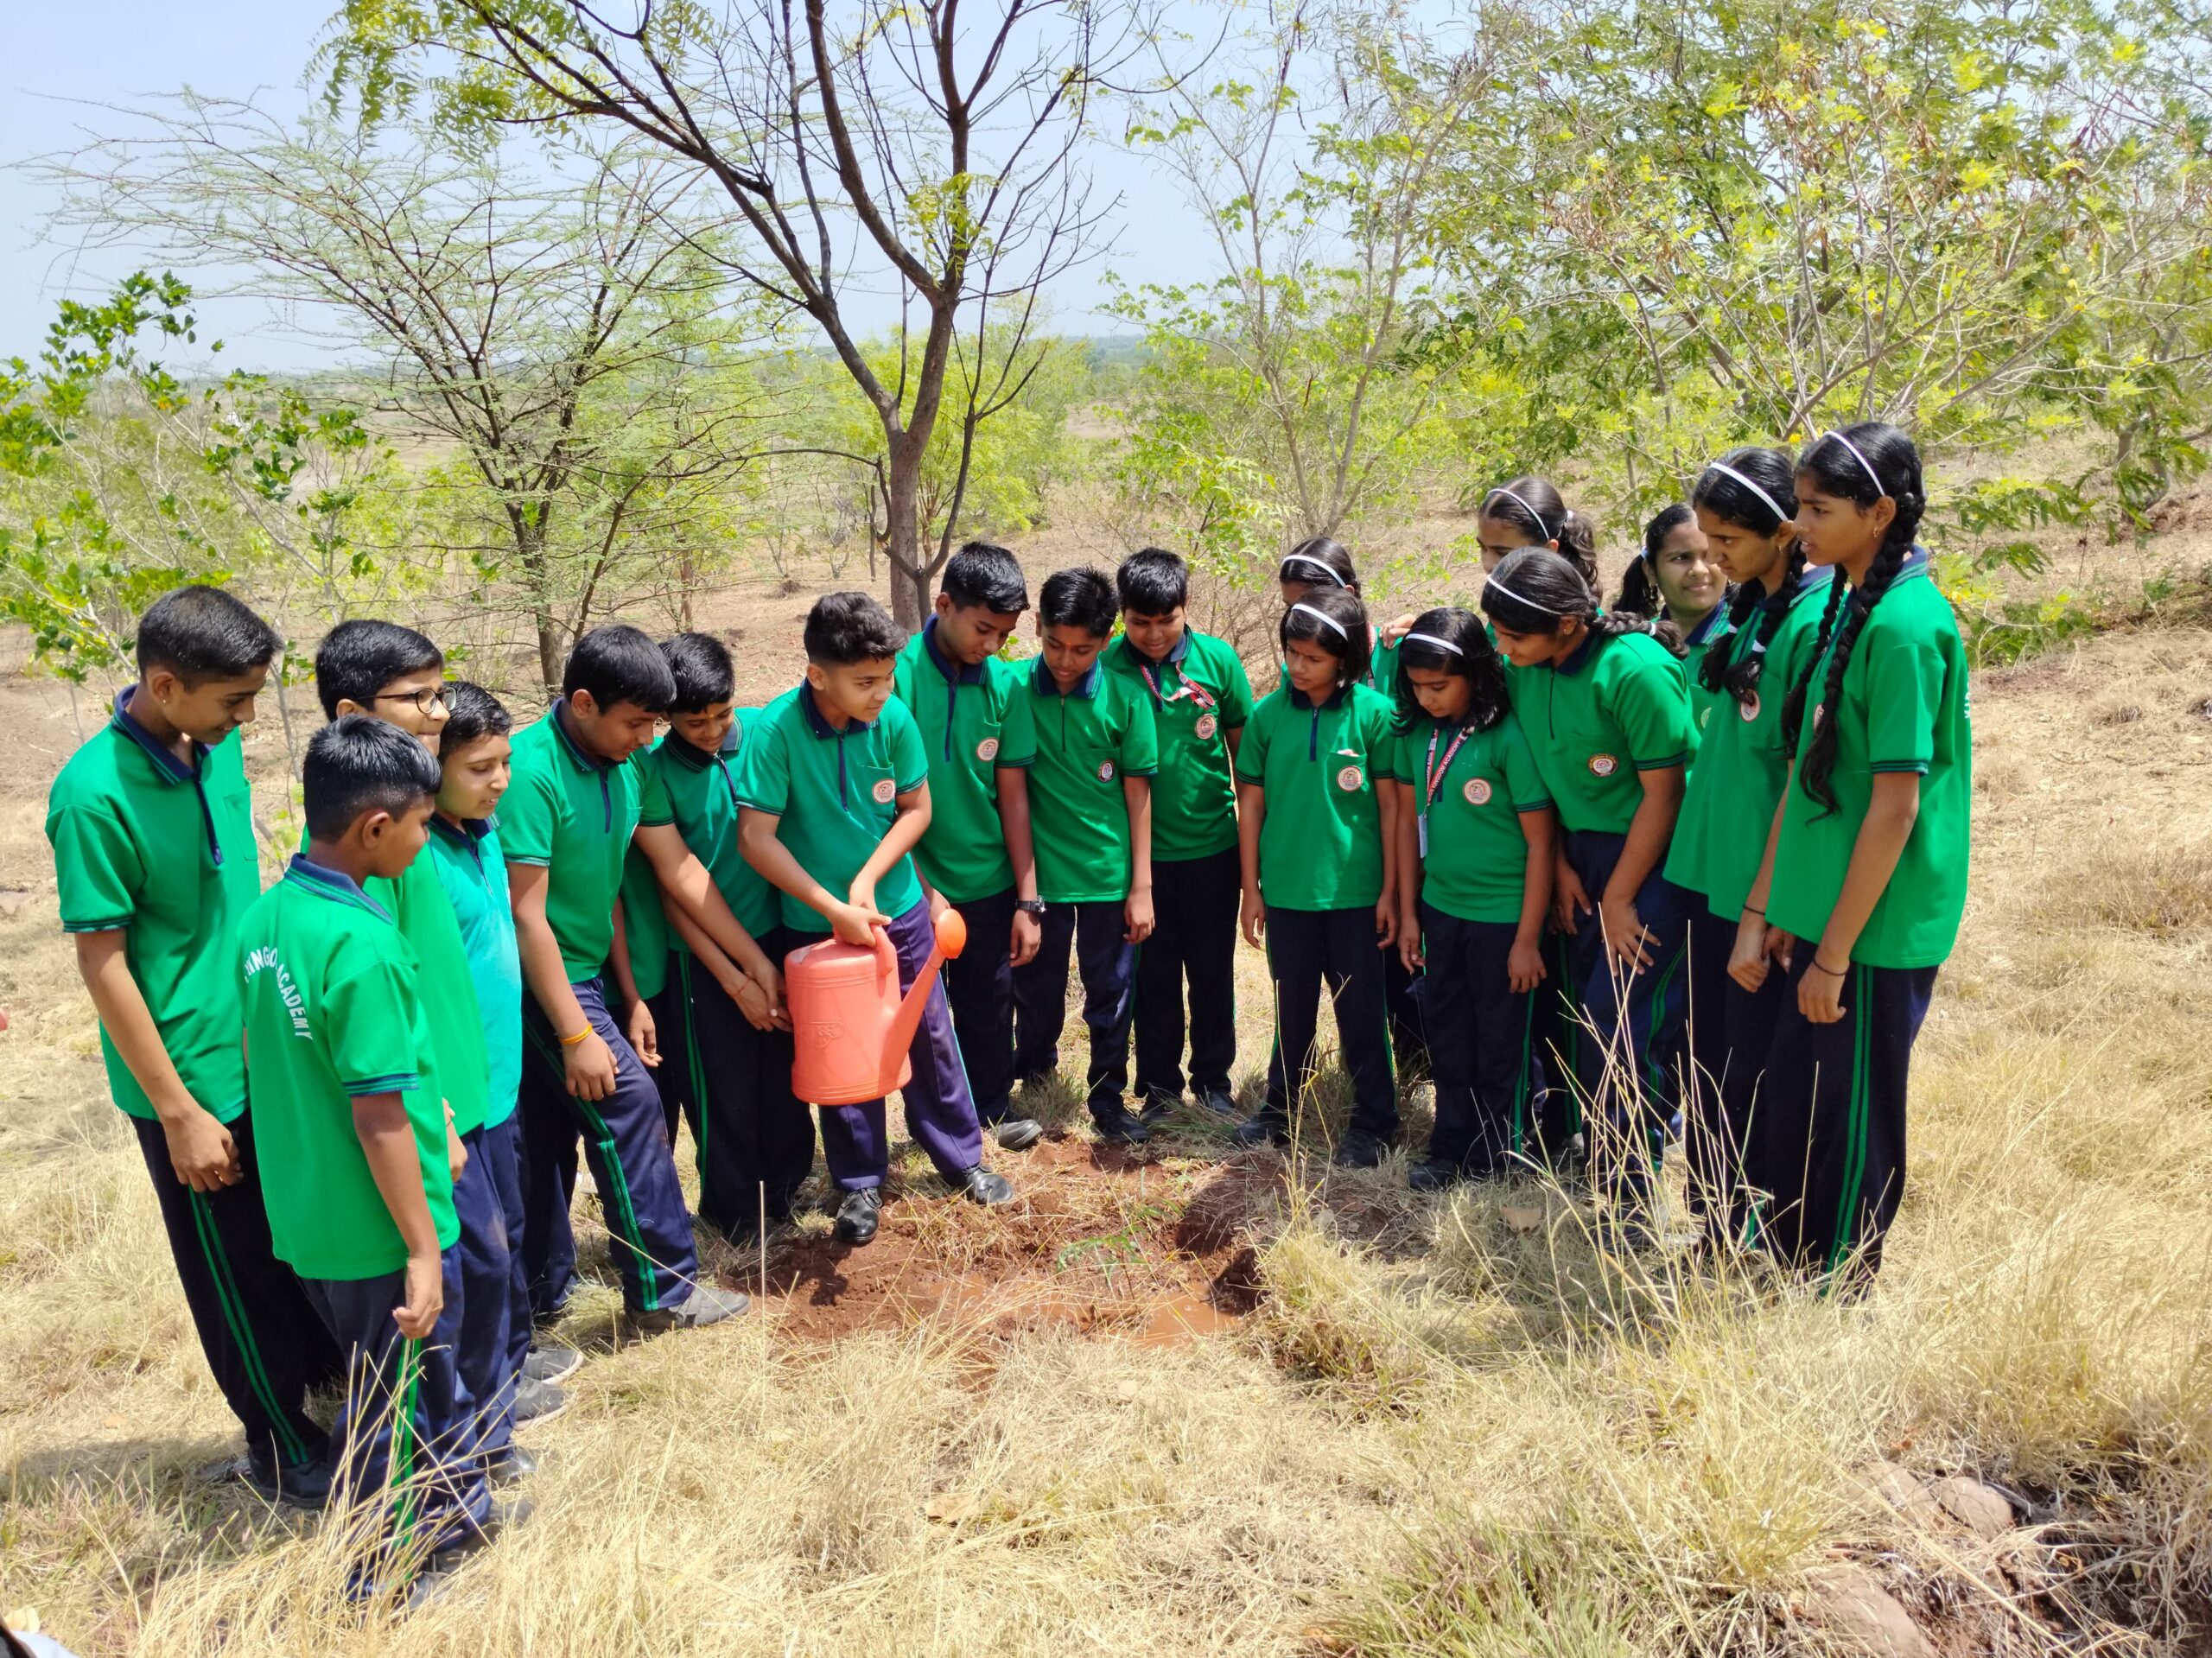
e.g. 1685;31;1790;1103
3;626;2211;1655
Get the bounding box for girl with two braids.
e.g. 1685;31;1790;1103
1480;549;1695;1234
1732;423;1971;1285
1662;448;1835;1242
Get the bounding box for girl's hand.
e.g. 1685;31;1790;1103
1727;912;1770;994
1553;861;1592;935
1380;611;1418;644
1240;886;1267;949
1764;925;1797;976
626;994;660;1068
1374;894;1399;950
732;975;778;1032
1798;955;1849;1024
1507;938;1546;994
1125;885;1156;945
1599;893;1654;971
1398;906;1424;973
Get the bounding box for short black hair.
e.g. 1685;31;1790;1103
302;714;442;842
564;624;675;714
440;680;511;757
1037;567;1118;638
941;542;1030;613
804;592;907;666
137;585;282;684
315;619;443;721
662;632;735;713
1116;547;1188;616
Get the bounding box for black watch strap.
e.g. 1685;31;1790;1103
1015;899;1047;916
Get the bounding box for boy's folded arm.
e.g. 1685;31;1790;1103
861;783;931;886
350;1089;443;1261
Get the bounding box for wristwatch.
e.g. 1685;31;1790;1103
1015;899;1047;917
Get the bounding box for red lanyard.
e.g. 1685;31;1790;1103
1137;657;1217;713
1423;723;1474;810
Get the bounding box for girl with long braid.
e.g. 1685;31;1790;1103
1480;549;1694;1235
1662;448;1834;1242
1733;423;1970;1285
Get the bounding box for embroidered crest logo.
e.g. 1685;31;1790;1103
1462;777;1492;806
1588;753;1618;778
1194;714;1217;740
871;778;896;804
976;736;1000;762
1336;765;1364;792
1098;761;1116;782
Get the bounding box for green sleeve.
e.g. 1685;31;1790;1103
1217;640;1257;729
998;679;1037;768
1503;719;1552;810
886;699;930;795
893;649;918;710
48;803;142;933
499;754;561;867
1370;704;1402;782
327;956;426;1096
1122;686;1160;776
733;715;791;814
1615;651;1694;770
1863;619;1939;774
636;750;674;827
1234;701;1272;785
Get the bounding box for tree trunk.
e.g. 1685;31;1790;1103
884;457;929;630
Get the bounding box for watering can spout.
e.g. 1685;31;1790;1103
874;906;968;1096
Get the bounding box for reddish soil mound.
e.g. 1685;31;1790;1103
748;1135;1277;1349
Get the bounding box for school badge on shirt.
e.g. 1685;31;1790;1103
1462;777;1491;805
1194;714;1217;740
872;778;897;804
1097;760;1116;782
976;736;1000;762
1335;752;1365;792
1587;753;1618;778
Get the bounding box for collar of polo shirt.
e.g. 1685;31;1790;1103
550;696;620;772
920;618;988;686
799;682;878;736
1032;657;1104;699
110;687;205;785
1287;683;1352;712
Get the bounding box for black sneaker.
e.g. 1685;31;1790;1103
991;1117;1045;1151
1232;1115;1289;1149
1334;1132;1391;1170
1408;1159;1459;1193
835;1186;883;1244
956;1166;1014;1205
1197;1088;1241;1117
227;1453;334;1510
1137;1091;1180;1126
524;1343;582;1386
1094;1104;1152;1145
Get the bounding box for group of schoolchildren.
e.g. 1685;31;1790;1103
41;417;1968;1604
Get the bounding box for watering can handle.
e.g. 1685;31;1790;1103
871;924;899;979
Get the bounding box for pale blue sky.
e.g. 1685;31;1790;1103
1;1;1206;370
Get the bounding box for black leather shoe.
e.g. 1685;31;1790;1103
1334;1132;1390;1170
1137;1091;1180;1126
1198;1088;1241;1117
1408;1158;1458;1193
489;1445;538;1486
1232;1115;1288;1149
1094;1104;1152;1144
992;1116;1045;1151
236;1453;334;1510
835;1186;883;1244
433;1495;534;1571
957;1166;1014;1205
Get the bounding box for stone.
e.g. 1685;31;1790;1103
1499;1204;1544;1235
1802;1565;1936;1658
1932;1475;2015;1539
1860;1459;1944;1527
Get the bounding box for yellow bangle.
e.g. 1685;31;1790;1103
557;1025;594;1047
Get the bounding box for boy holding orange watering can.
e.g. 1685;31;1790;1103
735;592;1016;1246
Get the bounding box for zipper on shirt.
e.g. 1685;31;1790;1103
599;770;613;832
944;680;958;762
837;733;849;807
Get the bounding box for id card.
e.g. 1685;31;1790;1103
1417;812;1429;859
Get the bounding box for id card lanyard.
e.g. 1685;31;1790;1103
1138;657;1223;741
1417;722;1474;858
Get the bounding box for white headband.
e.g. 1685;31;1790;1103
1484;486;1554;541
1480;575;1564;616
1279;555;1348;588
1288;601;1348;638
1702;461;1789;525
1403;631;1464;656
1822;431;1887;496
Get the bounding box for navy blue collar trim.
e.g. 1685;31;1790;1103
550;698;617;773
799;683;874;738
284;854;394;922
1032;657;1103;699
1288;684;1351;711
429;814;492;848
111;688;204;785
1683;607;1725;648
920;619;988;687
1554;628;1604;677
659;726;729;770
1120;628;1193;670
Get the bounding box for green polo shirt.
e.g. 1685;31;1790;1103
1235;682;1399;912
426;817;523;1129
1666;569;1835;921
354;854;493;1135
239;857;460;1280
893;625;1038;903
1505;628;1694;835
734;684;930;931
615;751;680;1004
1682;605;1727;767
1103;628;1254;862
636;715;782;948
45;692;263;1125
503;700;649;983
1023;658;1160;905
1397;712;1551;924
1769;556;1971;968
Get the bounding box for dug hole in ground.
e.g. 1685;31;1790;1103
0;614;2209;1658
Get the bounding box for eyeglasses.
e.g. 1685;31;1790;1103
373;685;452;715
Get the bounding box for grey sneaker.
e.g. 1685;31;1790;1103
625;1282;752;1335
523;1343;582;1386
513;1375;568;1427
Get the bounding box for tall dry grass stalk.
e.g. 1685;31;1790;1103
3;631;2210;1654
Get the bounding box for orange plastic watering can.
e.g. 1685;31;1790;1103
786;907;969;1106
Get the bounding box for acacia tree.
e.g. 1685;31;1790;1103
53;101;774;690
325;0;1152;626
